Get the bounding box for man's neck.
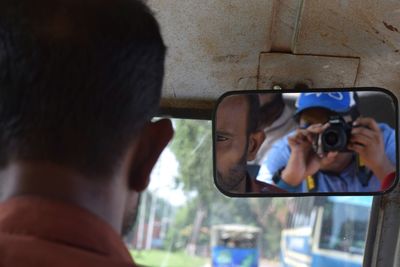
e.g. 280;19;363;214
229;176;247;193
0;161;125;235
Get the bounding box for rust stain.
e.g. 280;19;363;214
383;21;399;33
371;26;381;36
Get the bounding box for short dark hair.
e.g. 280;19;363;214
0;0;166;178
245;94;260;134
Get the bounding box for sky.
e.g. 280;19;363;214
148;147;187;206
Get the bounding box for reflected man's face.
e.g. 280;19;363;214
215;96;249;191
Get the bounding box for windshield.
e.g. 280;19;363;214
125;118;373;267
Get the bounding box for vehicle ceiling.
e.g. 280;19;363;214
148;0;400;111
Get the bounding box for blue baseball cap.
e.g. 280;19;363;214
295;92;357;115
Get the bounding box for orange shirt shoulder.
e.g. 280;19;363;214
0;196;138;267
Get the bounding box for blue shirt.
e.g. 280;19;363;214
257;123;396;193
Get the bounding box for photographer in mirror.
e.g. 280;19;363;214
257;92;396;193
215;95;286;193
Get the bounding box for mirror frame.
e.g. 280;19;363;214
212;87;399;197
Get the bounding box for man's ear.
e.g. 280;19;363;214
247;130;265;161
128;119;173;192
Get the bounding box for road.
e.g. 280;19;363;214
203;259;281;267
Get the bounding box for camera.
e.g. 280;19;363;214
320;116;353;152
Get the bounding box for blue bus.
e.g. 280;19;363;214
281;196;373;267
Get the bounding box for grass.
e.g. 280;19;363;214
130;249;208;267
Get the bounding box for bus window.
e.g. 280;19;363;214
319;197;371;255
211;225;261;267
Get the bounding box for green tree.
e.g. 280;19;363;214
170;119;215;200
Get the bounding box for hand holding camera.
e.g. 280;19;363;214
348;117;395;181
283;123;337;186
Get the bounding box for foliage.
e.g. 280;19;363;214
163;198;199;251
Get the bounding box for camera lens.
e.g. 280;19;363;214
324;131;339;146
320;116;351;152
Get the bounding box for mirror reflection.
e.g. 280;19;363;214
214;90;397;195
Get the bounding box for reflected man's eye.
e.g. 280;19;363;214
216;135;229;142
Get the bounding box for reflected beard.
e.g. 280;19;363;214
121;194;141;237
217;153;248;191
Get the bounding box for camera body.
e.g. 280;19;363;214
320;115;353;152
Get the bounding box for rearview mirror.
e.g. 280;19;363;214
213;88;398;196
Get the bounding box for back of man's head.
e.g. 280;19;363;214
0;0;166;178
245;94;260;135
